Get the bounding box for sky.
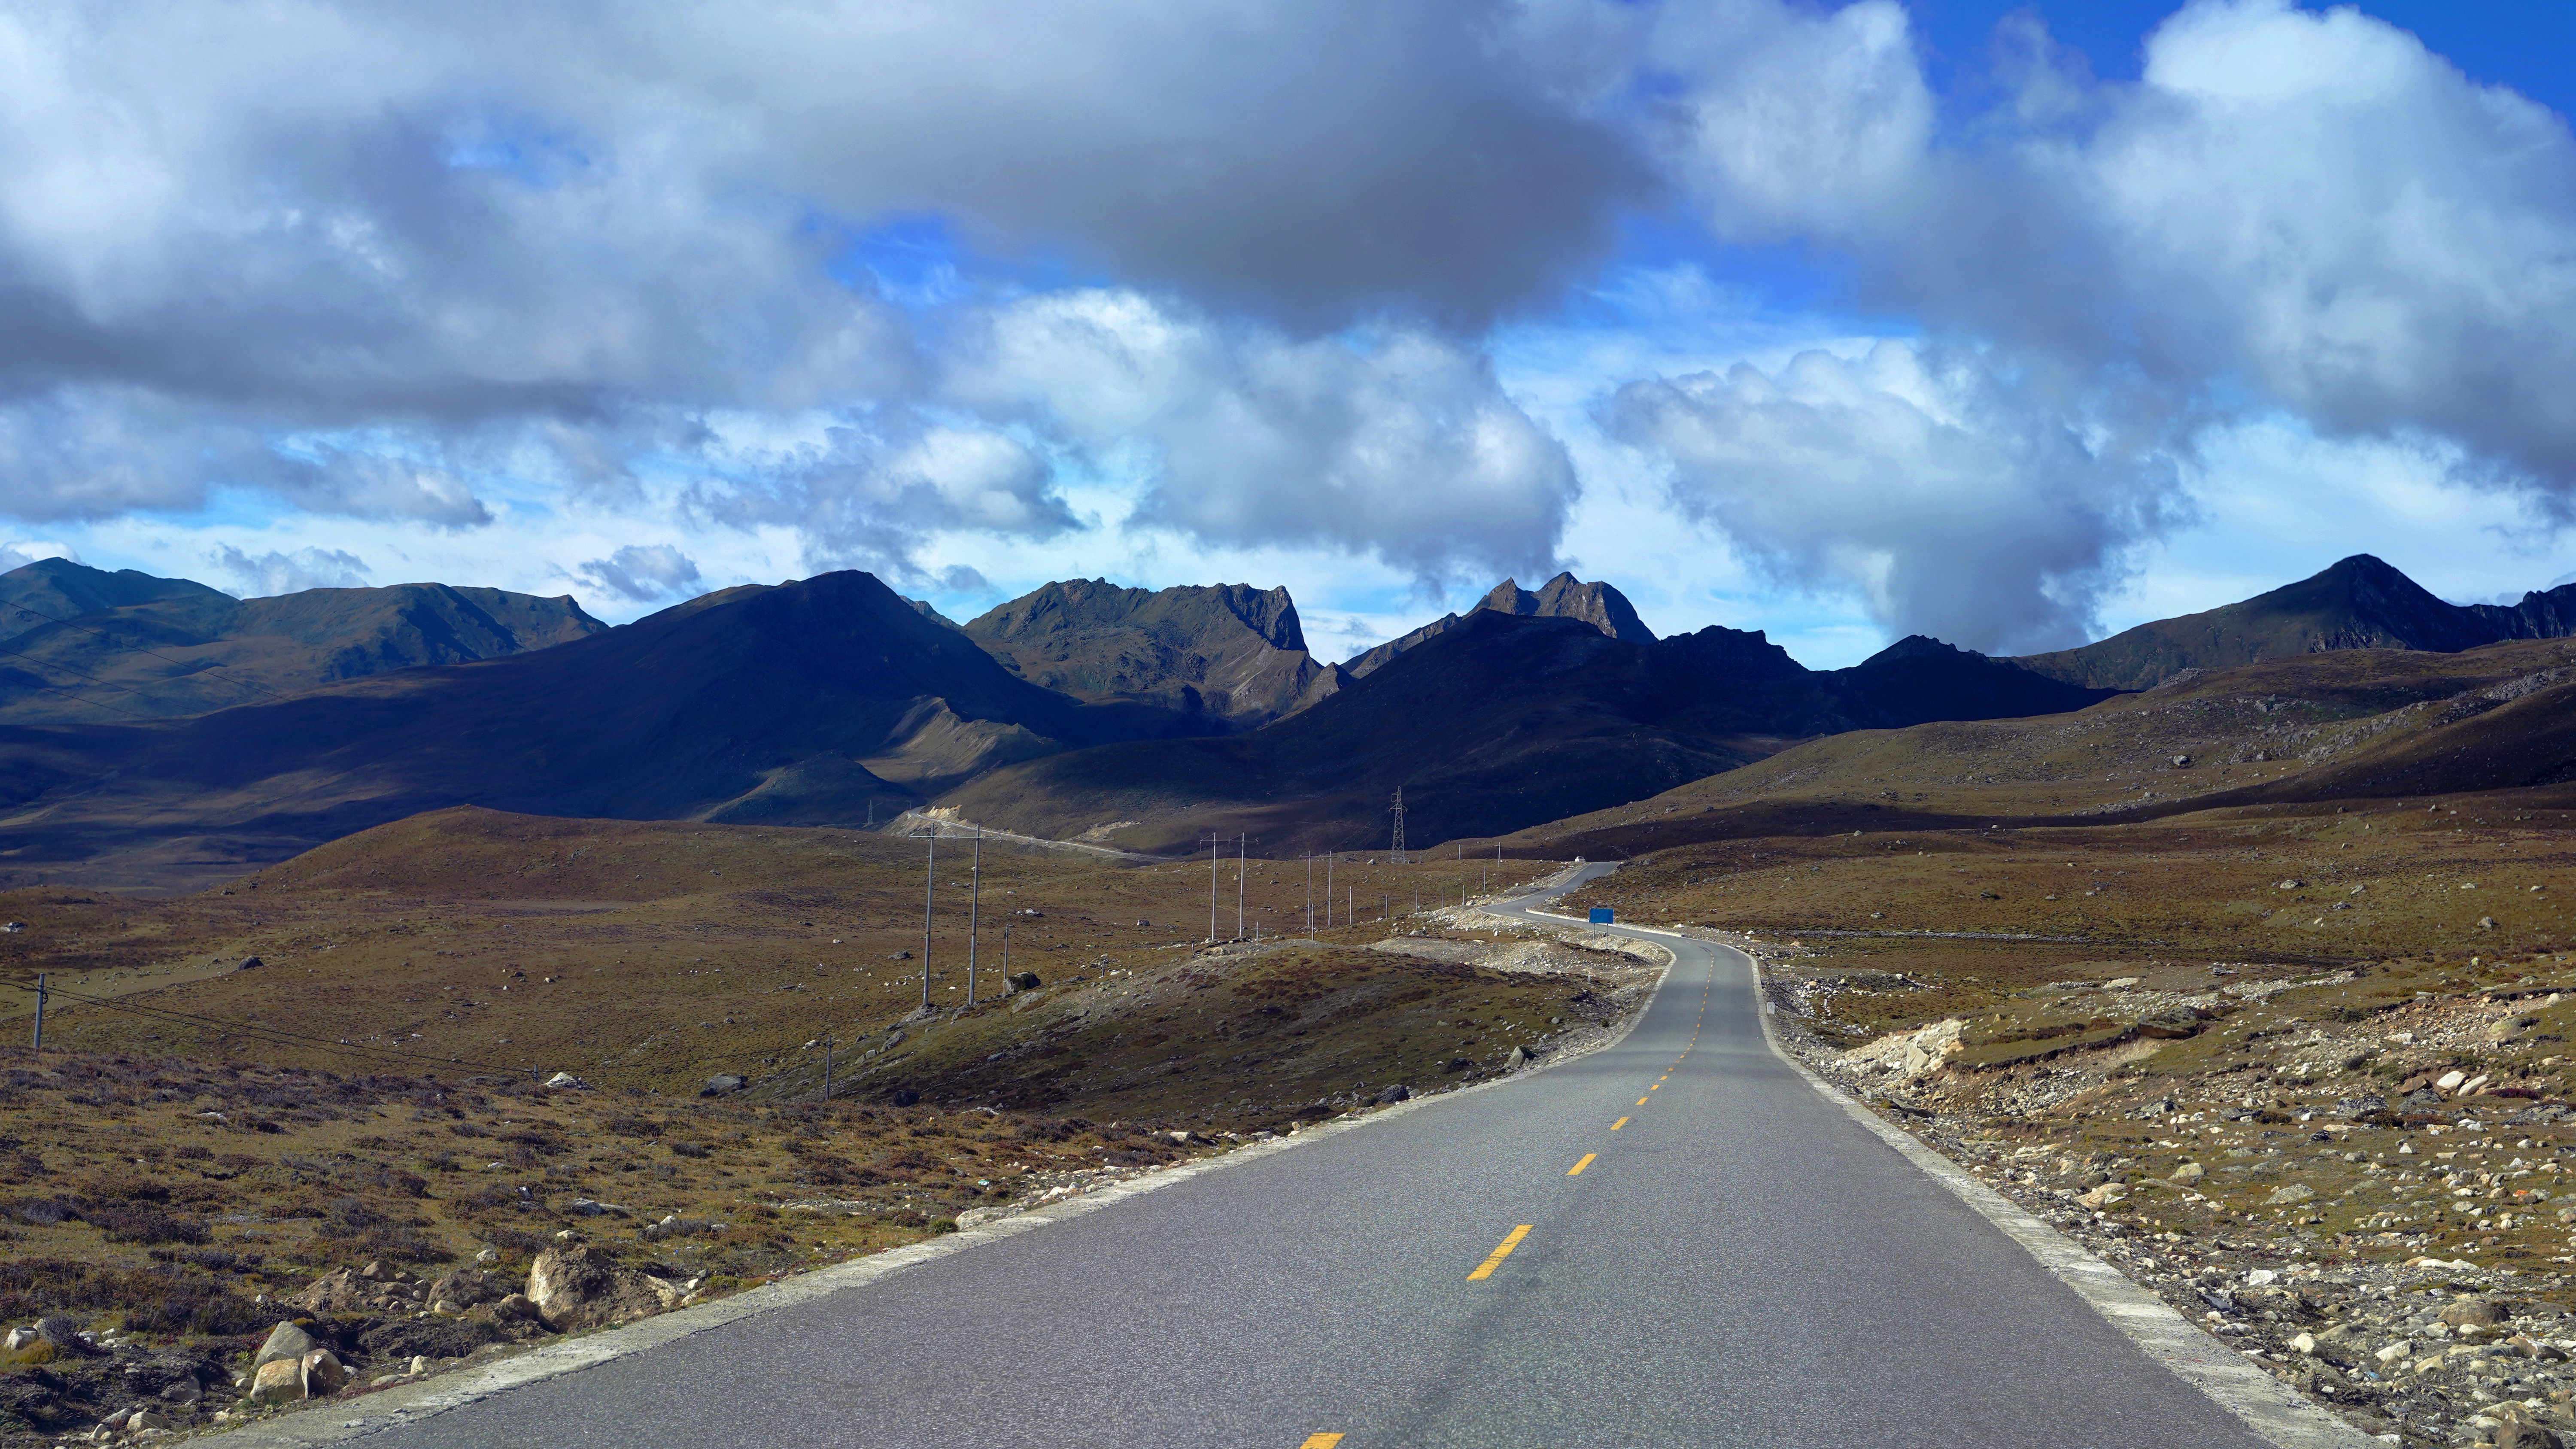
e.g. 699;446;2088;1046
4;0;2575;668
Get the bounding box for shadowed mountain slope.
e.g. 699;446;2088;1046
940;612;2112;856
2016;554;2576;691
963;579;1342;727
0;559;606;724
1344;572;1656;678
1471;636;2576;860
0;571;1204;890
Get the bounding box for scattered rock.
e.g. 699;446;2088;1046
360;1316;507;1363
887;1087;921;1107
2263;1184;2316;1206
2171;1161;2205;1185
489;1293;542;1324
1374;1084;1411;1105
1006;972;1042;992
2500;1417;2566;1449
542;1072;586;1089
2439;1295;2509;1327
286;1267;373;1315
235;956;262;970
953;1205;1018;1230
2275;880;2302;890
427;1266;502;1308
699;1075;745;1097
525;1244;683;1331
1505;1046;1530;1069
33;1315;95;1357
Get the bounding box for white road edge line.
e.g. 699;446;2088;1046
211;882;1672;1447
1683;931;2375;1449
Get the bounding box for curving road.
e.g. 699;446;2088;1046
334;865;2295;1449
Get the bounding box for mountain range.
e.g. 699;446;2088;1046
0;550;2567;888
0;559;603;725
2013;553;2576;691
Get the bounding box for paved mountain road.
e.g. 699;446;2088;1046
349;867;2296;1449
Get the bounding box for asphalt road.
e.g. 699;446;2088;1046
366;866;2275;1449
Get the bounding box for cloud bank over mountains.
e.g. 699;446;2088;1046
0;0;2570;647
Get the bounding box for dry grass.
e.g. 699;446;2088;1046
0;807;1552;1098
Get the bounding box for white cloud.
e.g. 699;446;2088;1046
951;290;1577;586
0;539;76;573
210;544;372;596
1604;340;2185;653
577;544;702;603
1609;0;2576;645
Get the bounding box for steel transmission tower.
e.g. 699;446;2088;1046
1389;787;1407;865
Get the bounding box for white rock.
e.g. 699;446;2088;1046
2437;1070;2468;1091
2245;1268;2279;1285
2290;1332;2316;1355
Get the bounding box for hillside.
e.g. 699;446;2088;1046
0;559;605;725
2016;553;2576;690
962;579;1341;728
939;611;2109;856
1479;635;2576;861
0;572;1202;890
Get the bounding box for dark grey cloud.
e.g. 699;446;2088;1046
210;544;373;596
0;0;1637;563
577;544;702;603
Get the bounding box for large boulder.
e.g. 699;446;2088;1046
525;1245;682;1331
251;1321;317;1372
246;1358;306;1405
301;1348;349;1396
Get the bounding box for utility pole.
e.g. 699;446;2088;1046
1001;923;1012;981
921;827;935;1011
966;827;983;1005
822;1039;834;1100
30;974;44;1049
1390;787;1407;865
1208;834;1219;942
1326;852;1334;928
1305;854;1313;934
1236;834;1245;941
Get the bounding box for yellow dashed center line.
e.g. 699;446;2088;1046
1568;1153;1596;1176
1468;1225;1533;1280
1299;1436;1346;1449
1610;1116;1628;1130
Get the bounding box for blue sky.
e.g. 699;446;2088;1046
6;0;2574;668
